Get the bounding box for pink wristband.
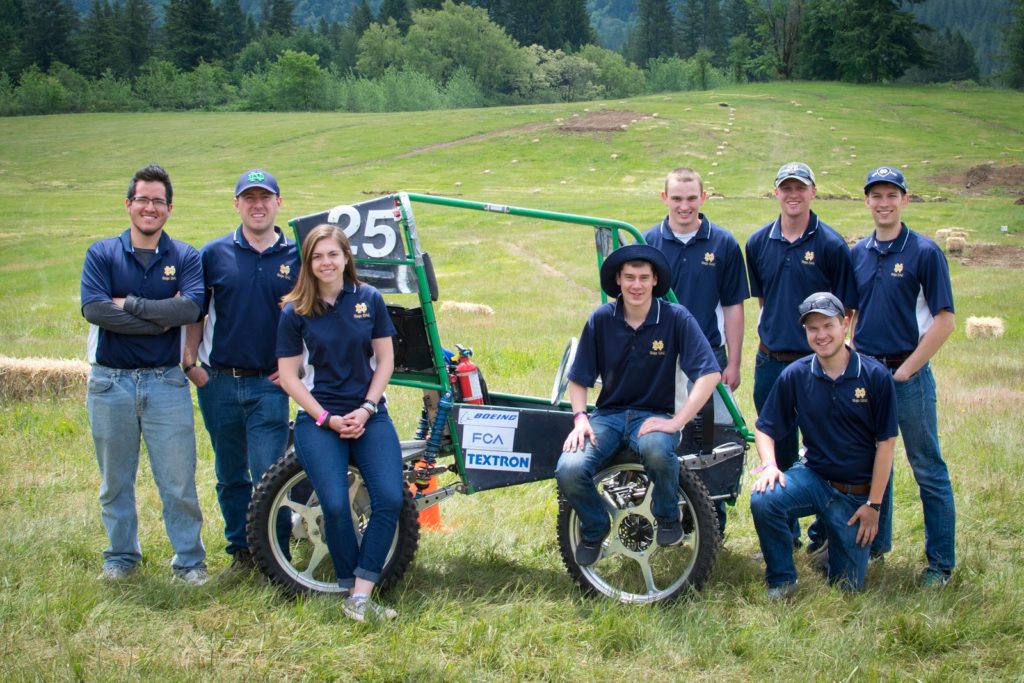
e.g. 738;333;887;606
315;410;330;427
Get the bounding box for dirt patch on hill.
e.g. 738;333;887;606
931;163;1024;194
957;244;1024;269
558;110;646;133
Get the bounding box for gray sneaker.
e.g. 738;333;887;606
173;567;210;586
767;580;798;600
98;564;136;581
343;595;397;622
918;567;951;588
656;511;685;547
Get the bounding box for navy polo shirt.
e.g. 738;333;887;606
643;215;749;348
746;211;858;353
757;351;898;484
852;224;954;357
81;229;203;369
276;283;396;415
568;298;720;415
198;227;298;370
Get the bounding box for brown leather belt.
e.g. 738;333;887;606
828;480;871;495
757;342;806;363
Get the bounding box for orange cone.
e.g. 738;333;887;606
411;475;443;530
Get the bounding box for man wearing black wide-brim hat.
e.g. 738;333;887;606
555;244;722;567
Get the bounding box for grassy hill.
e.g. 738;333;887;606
1;81;1023;680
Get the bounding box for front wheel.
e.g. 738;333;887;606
557;458;719;604
246;447;420;596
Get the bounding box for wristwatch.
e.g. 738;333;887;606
866;501;881;512
360;400;378;416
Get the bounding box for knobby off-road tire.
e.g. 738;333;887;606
246;447;420;596
557;455;720;604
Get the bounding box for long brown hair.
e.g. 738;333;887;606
280;224;361;317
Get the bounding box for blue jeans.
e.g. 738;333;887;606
292;410;403;587
750;462;870;590
871;363;955;572
86;365;206;571
556;409;681;542
754;350;802;541
197;371;290;555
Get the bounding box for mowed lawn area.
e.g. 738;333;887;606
1;82;1023;680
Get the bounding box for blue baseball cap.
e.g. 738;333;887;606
864;165;907;194
774;162;816;187
235;169;280;196
600;244;672;298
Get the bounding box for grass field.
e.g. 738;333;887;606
1;81;1023;680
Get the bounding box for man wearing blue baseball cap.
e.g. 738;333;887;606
183;169;298;570
556;244;722;566
745;162;859;548
852;166;957;587
750;292;897;598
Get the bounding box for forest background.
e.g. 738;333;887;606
2;0;1024;116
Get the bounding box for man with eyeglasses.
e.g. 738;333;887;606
852;166;956;588
745;162;858;548
80;164;208;585
183;169;297;571
750;292;897;598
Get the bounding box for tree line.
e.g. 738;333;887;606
1;0;1022;116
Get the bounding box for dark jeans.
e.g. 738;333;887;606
293;410;403;587
753;349;802;542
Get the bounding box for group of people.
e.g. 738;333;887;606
557;162;956;598
81;165;401;621
80;158;956;622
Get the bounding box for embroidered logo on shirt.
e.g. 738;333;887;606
278;263;292;279
650;340;665;356
802;250;815;265
892;262;904;277
852;387;868;404
702;252;716;266
162;265;176;281
354;302;370;319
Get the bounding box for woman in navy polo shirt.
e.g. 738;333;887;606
277;224;402;622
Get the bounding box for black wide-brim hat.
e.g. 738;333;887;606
599;244;672;298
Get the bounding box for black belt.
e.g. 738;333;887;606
867;353;911;371
203;365;273;378
828;480;871;495
757;342;805;363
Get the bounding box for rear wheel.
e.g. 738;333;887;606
557;456;719;604
246;447;420;596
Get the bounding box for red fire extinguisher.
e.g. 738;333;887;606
454;345;484;404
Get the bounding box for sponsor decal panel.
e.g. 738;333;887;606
464;425;515;452
458;408;521;428
465;450;532;472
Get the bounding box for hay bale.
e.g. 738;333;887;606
949;229;969;239
0;356;89;401
935;229;952;241
966;317;1005;339
946;236;966;254
438;301;495;317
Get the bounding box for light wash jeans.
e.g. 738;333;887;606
86;365;206;572
197;371;290;556
556;409;681;543
870;363;956;572
750;462;870;591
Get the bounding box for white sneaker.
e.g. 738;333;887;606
173;567;210;586
343;595;397;622
97;564;136;581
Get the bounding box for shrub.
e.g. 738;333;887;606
14;66;69;115
577;44;646;98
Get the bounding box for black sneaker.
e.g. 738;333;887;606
656;512;684;547
575;537;604;566
229;550;257;572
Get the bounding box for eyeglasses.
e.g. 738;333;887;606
130;196;168;208
798;296;843;317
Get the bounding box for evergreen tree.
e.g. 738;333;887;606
414;0;444;8
79;0;119;77
751;0;805;79
122;0;156;76
266;0;296;36
163;0;223;70
829;0;928;82
559;0;595;50
630;0;676;65
920;28;979;81
796;0;842;80
1005;0;1024;88
348;0;375;36
679;0;726;62
218;0;252;56
1;0;27;75
722;0;754;41
21;0;79;72
380;0;412;32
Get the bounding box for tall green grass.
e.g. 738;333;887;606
1;82;1023;680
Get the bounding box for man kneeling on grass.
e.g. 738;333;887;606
556;244;721;567
750;292;897;598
